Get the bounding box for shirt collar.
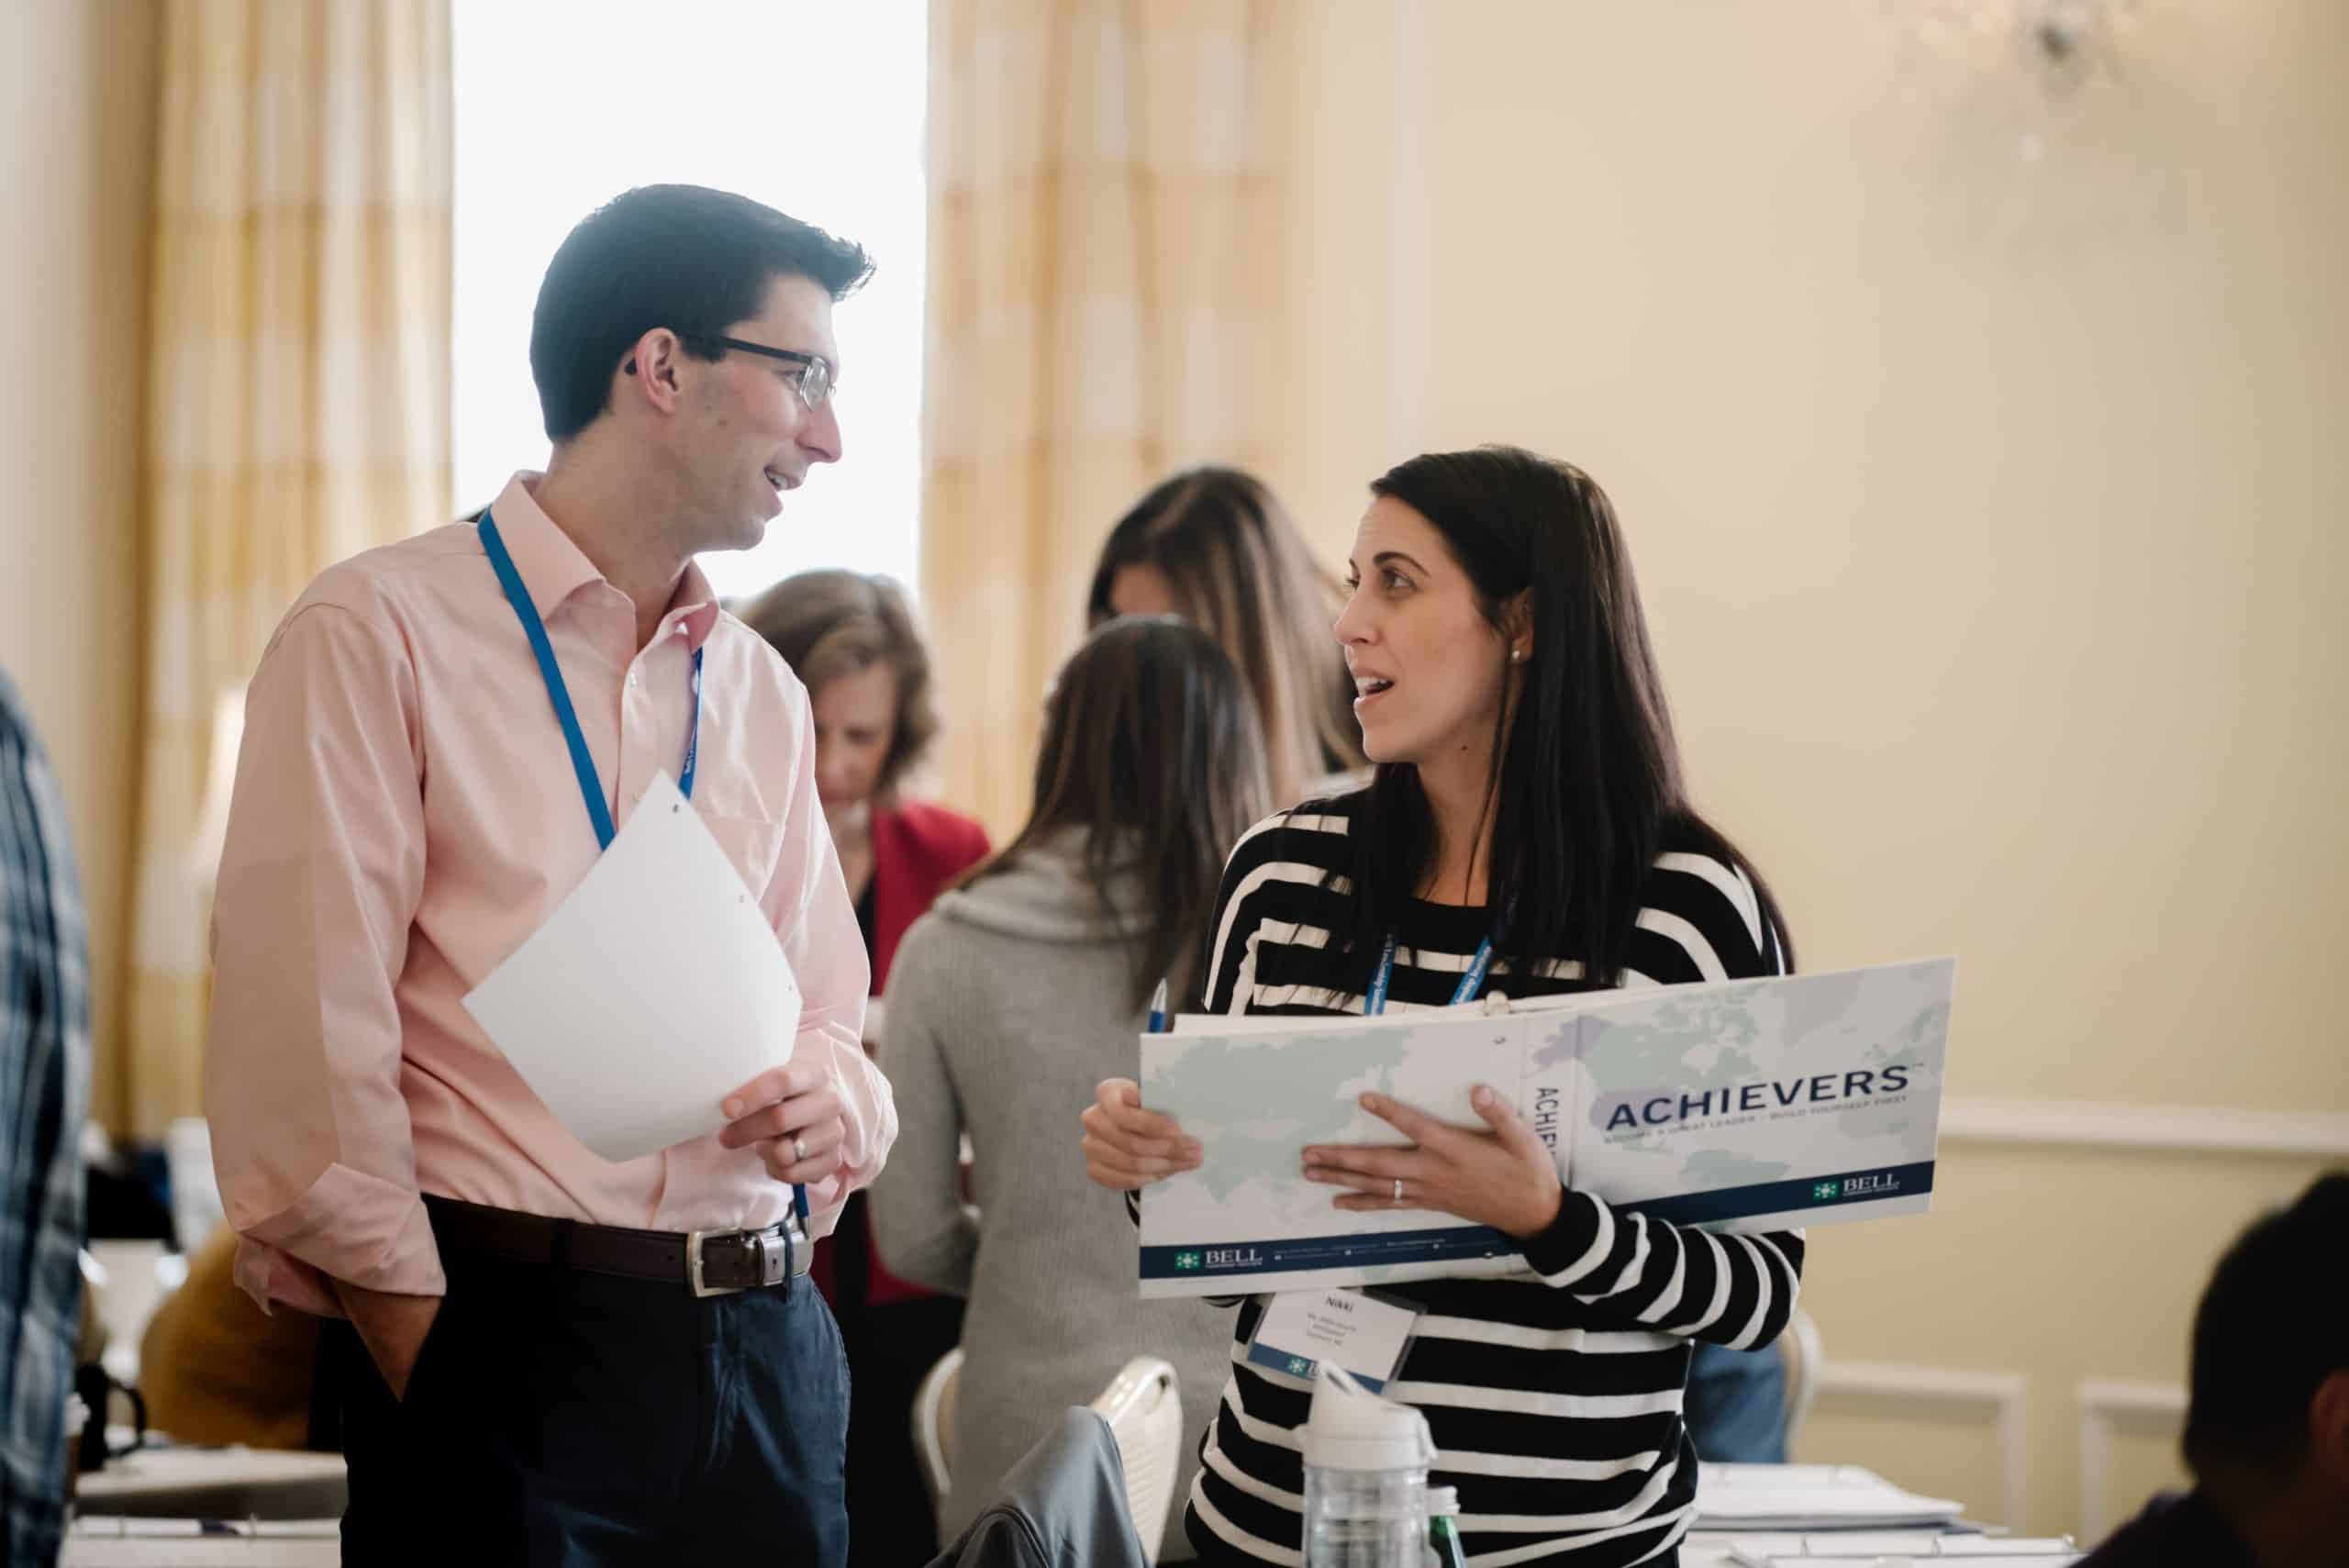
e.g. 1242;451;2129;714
484;473;605;622
663;561;724;651
484;472;723;652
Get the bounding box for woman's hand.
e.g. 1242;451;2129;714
1303;1085;1564;1240
1081;1078;1203;1192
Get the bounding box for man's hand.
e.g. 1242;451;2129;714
720;1058;848;1186
336;1281;442;1403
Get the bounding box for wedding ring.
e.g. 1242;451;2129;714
1392;1177;1404;1205
792;1135;807;1164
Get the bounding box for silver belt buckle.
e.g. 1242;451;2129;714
687;1229;752;1299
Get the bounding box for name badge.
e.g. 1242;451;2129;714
1245;1288;1421;1393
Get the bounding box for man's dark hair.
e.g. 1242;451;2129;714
529;183;874;443
2182;1171;2349;1488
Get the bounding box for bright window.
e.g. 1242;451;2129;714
451;1;928;600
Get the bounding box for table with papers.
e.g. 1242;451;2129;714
63;1518;340;1568
61;1461;2077;1565
71;1446;347;1521
1683;1465;2080;1567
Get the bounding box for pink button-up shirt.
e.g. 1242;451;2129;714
205;473;889;1314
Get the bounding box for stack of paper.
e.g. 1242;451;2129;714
69;1519;341;1537
1723;1534;2079;1566
1695;1465;1966;1530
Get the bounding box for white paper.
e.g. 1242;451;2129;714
1731;1536;2076;1558
462;773;802;1162
1696;1463;1965;1530
1728;1542;2078;1566
1746;1559;2073;1568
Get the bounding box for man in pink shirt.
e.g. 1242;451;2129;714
205;185;895;1563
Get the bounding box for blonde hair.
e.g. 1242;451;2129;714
1086;468;1364;805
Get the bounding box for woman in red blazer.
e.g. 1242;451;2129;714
740;570;989;1568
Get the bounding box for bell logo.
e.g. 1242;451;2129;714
1287;1357;1312;1376
1175;1251;1202;1271
1812;1172;1902;1203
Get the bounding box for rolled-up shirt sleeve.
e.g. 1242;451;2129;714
205;602;439;1315
762;693;891;1238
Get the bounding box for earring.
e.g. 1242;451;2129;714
1510;648;1525;663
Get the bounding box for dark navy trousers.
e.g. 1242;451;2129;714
330;1243;851;1565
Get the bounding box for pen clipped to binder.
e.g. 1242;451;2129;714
1147;978;1171;1035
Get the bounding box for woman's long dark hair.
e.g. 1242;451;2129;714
1343;446;1792;987
968;616;1273;1009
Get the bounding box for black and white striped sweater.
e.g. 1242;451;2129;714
1164;795;1806;1568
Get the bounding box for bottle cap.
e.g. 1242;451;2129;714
1300;1363;1437;1472
1427;1485;1459;1517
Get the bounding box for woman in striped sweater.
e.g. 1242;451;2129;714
1082;446;1804;1566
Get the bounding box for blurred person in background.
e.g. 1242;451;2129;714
1087;466;1364;806
1;668;91;1568
740;568;988;1567
138;1225;325;1451
872;616;1271;1558
1683;1339;1791;1462
2081;1172;2349;1568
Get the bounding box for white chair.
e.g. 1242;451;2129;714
915;1351;1184;1562
914;1346;965;1508
1779;1307;1823;1451
1088;1356;1183;1564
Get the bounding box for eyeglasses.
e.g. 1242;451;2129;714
677;332;836;411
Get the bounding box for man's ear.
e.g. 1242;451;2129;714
618;328;686;415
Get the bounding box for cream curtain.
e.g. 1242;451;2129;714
920;0;1294;839
121;0;451;1137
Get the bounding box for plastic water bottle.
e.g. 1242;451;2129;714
1300;1364;1436;1567
1425;1485;1466;1568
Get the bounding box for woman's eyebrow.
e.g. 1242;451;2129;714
1372;550;1428;573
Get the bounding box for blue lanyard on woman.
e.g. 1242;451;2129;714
480;511;805;1225
1365;931;1497;1015
478;509;702;845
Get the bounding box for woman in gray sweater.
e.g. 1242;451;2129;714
871;617;1272;1557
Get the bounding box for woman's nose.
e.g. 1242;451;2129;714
1333;591;1370;646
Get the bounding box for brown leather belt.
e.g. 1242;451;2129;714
424;1195;811;1297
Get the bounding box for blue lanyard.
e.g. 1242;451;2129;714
480;511;805;1226
1366;931;1496;1016
479;510;702;849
